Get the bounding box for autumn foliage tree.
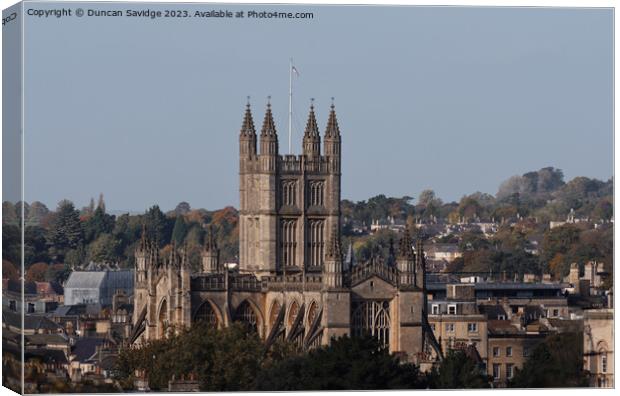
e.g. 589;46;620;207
25;262;49;282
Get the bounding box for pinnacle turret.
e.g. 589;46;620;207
204;226;218;252
304;101;320;137
326;225;342;260
303;100;321;157
201;226;220;273
240;100;256;136
260;98;277;137
259;98;279;159
139;223;148;251
324;225;344;289
325;100;341;138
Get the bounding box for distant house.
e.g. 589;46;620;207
64;270;133;306
370;216;407;233
425;243;462;262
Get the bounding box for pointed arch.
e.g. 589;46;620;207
234;300;261;334
193;300;221;329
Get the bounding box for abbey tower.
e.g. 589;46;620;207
238;99;341;276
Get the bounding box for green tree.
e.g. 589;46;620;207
171;215;189;244
428;350;490;389
144;205;173;247
89;234;121;264
64;245;87;269
48;200;83;261
2;224;21;264
84;206;115;243
256;336;426;390
115;323;264;391
509;333;588;388
24;225;50;266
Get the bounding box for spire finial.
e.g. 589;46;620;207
331;97;335;109
246;96;250;107
267;95;271;108
310;97;315;109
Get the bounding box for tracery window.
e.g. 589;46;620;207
235;301;258;333
351;300;391;348
307;219;324;268
280;219;297;268
194;301;218;328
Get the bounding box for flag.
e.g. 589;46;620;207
292;65;300;77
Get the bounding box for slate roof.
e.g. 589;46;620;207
53;304;102;317
478;304;508;320
487;320;520;335
64;272;106;289
547;318;583;333
99;355;117;371
2;311;63;332
72;337;105;362
25;333;68;346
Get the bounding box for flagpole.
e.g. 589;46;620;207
288;58;293;155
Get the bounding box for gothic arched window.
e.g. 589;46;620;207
235;301;258;333
351;300;391;348
307;220;324;268
194;301;219;328
280;219;297;268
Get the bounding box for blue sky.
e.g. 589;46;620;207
19;3;613;211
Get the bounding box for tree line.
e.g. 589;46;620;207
113;323;588;390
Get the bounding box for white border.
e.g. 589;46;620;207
0;1;617;396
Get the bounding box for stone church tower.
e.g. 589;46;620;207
239;99;341;276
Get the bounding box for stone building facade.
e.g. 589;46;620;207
131;100;435;362
583;308;614;388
